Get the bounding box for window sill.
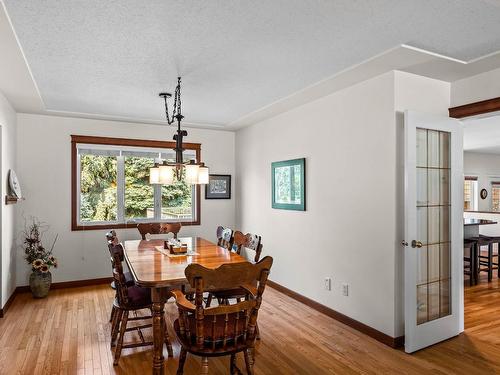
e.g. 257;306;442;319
71;219;200;231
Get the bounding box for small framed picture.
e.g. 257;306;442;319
272;158;305;211
205;174;231;199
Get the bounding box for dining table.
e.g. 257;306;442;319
123;236;248;375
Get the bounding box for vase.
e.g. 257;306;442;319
29;271;52;298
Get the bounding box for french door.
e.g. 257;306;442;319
404;110;463;353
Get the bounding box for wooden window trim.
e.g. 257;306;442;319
71;135;201;231
449;97;500;119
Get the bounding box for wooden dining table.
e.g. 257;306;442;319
123;236;248;375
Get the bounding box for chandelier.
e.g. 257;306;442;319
149;77;209;185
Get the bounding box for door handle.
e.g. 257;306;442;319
411;240;423;248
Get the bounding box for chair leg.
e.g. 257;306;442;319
109;304;116;323
243;349;254;375
176;348;187;375
114;310;129;366
496;243;500;278
201;357;209;375
489;244;493;282
255;323;260;340
164;319;174;358
230;354;237;374
110;308;123;348
206;293;213;307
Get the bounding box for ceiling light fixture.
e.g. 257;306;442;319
149;77;209;185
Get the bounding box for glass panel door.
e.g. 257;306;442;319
404;110;463;353
415;129;451;325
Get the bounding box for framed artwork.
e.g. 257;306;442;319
205;174;231;199
272;158;305;211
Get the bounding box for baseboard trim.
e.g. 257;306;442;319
267;280;404;348
16;277;112;293
1;277;112;318
0;286;26;318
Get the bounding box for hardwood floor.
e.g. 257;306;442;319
0;278;499;374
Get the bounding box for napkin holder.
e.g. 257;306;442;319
164;240;188;254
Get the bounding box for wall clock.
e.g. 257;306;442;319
480;188;488;200
8;169;22;198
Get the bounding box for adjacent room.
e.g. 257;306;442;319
1;1;500;374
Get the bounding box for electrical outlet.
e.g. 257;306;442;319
342;283;349;296
324;277;332;291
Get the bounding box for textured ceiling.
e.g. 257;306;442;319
4;0;500;128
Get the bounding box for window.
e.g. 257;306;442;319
72;135;201;230
464;176;478;211
492;182;500;212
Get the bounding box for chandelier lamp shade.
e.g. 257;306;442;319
149;77;209;185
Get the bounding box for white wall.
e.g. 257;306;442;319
236;71;398;337
0;91;17;308
451;67;500;107
235;70;450;339
16;114;235;285
464;151;500;211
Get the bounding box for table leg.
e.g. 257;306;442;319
152;288;166;375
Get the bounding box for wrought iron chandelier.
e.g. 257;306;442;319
149;77;209;185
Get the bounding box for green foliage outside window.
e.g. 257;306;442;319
80;154;193;222
80;155;117;221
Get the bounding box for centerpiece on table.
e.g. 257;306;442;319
23;217;58;298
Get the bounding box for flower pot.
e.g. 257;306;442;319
29;271;52;298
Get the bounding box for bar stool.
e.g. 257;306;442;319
464;239;477;286
476;235;498;282
481;235;500;279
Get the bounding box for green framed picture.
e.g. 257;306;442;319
271;158;305;211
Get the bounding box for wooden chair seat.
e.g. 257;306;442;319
173;315;247;354
118;285;152;309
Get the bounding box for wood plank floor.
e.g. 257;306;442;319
0;277;499;374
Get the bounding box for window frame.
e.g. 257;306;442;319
71;135;201;231
491;181;500;212
464;176;478;211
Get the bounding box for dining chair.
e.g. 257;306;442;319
477;235;500;281
207;231;263;306
171;256;273;375
109;243;173;365
216;226;234;250
137;222;182;240
106;230;134;323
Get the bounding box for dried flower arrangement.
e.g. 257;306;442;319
23;217;58;273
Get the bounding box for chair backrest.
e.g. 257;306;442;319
137;222;182;240
110;243;130;306
233;231;263;263
178;256;273;351
106;230;118;244
106;230;123;261
216;226;234;250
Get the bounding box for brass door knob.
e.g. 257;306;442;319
411;240;423;248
